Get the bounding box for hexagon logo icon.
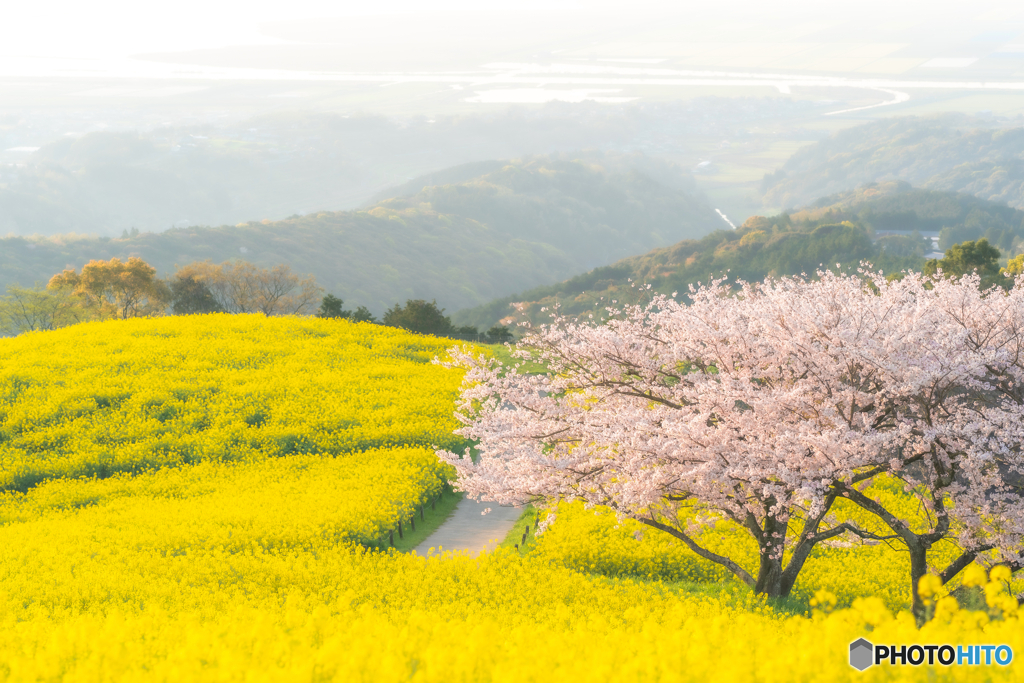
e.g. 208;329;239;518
850;638;874;671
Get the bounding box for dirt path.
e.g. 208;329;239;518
412;497;521;557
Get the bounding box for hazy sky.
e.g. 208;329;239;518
4;1;598;59
4;0;1020;62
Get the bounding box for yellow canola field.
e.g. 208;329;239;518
0;522;1021;683
2;315;1022;681
0;448;448;607
0;443;1018;682
0;314;464;491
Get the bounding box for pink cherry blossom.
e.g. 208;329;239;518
437;269;1024;619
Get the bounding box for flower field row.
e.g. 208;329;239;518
0;535;1021;682
0;315;465;491
0;447;448;619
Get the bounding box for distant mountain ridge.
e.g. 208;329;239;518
455;182;1024;330
0;153;722;315
761;115;1024;212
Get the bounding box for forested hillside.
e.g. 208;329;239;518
0;155;722;314
761;115;1024;211
801;181;1024;252
455;182;1023;329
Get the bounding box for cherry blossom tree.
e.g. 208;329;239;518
437;271;1024;619
930;274;1024;604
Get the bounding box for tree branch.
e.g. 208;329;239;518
939;547;993;585
635;516;755;587
832;482;921;548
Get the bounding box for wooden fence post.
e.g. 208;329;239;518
410;515;415;532
398;520;403;540
389;529;395;547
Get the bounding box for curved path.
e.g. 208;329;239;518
412;498;522;557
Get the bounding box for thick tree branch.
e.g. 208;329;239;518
939;547;994;585
832;482;921;548
635;516;755;587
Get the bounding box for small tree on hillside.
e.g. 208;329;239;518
316;294;352;319
1001;252;1024;278
315;295;377;323
486;325;514;343
438;272;1024;621
351;305;377;324
170;276;223;315
48;257;170;320
383;299;454;336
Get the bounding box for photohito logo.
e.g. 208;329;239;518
850;638;1013;671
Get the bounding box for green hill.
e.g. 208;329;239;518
455;182;1024;330
761;115;1024;212
0;154;722;315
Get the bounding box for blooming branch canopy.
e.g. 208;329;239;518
437;270;1024;614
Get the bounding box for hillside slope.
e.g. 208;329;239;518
0;154;722;314
761;115;1024;211
455;182;1023;329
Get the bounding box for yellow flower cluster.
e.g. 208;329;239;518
0;315;464;491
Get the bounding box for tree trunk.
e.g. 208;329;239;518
779;543;814;597
908;542;929;626
754;554;785;597
751;514;788;597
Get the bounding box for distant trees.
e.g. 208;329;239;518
48;257;171;320
383;299;455;336
43;258;327;321
485;325;514;343
19;253;511;338
0;284;90;335
5;257;390;337
350;306;377;323
171;261;321;316
316;294;377;323
924;238;1003;288
1003;253;1024;278
380;299;516;341
317;294;349;319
